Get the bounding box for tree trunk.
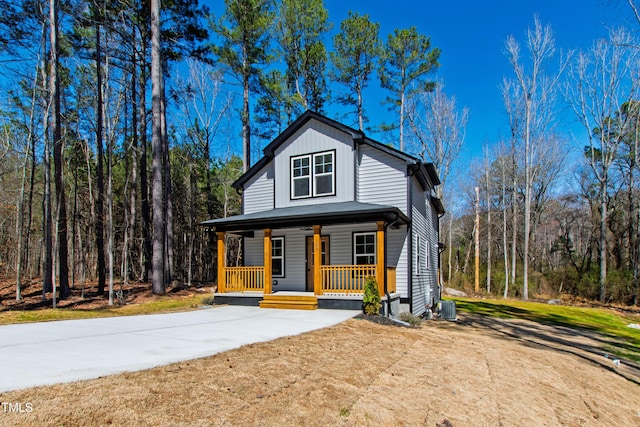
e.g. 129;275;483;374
150;0;165;295
242;68;250;172
50;0;70;300
511;175;517;288
94;18;106;296
599;179;607;302
139;63;152;283
502;159;509;298
107;121;114;305
474;186;480;293
127;48;138;283
447;213;452;283
486;164;492;293
16;66;40;300
399;90;405;151
522;101;531;301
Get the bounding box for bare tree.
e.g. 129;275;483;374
503;16;567;300
484;148;492;293
565;28;640;302
407;81;467;199
498;144;511;298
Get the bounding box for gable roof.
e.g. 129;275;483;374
234;110;437;190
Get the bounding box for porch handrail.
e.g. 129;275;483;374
224;266;265;292
320;264;376;295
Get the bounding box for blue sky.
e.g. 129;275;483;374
207;1;631;169
323;0;629;162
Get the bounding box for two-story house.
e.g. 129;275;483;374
202;111;444;315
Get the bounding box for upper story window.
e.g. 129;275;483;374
290;150;335;199
291;156;311;198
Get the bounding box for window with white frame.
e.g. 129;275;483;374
313;151;334;196
291;155;311;198
272;237;285;277
354;232;376;265
290;151;335;199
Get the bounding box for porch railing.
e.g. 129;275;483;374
221;264;395;295
224;266;265;292
321;264;376;295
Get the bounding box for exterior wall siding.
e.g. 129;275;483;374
357;145;408;214
242;162;274;214
236;114;441;316
243;230;264;267
410;177;439;315
274;119;355;208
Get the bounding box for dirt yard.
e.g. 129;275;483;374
1;310;639;427
0;278;203;311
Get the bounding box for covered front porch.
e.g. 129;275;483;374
217;222;396;296
202;202;409;309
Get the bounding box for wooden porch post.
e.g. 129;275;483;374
217;232;226;293
376;221;385;296
263;229;272;294
313;225;322;295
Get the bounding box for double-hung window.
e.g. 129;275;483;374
272;237;284;277
291;155;311;199
313;152;334;196
290;151;334;199
354;232;376;265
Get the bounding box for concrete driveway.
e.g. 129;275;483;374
0;305;358;393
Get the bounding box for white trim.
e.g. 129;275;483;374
354;232;376;265
313;151;335;197
272;236;285;278
291;155;311;199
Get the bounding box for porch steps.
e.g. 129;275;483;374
259;294;318;310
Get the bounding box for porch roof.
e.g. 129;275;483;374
200;201;410;233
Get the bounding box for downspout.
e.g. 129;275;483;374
437;209;446;302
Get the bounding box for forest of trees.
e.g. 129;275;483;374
0;0;638;306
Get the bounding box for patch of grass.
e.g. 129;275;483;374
201;295;216;305
451;297;640;362
0;295;204;325
398;311;422;327
339;407;350;417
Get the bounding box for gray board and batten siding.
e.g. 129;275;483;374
210;111;443;314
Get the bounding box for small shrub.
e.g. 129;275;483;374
201;295;215;306
398;312;422;327
362;276;381;315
